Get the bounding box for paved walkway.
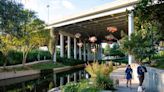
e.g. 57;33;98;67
110;67;138;92
0;60;50;69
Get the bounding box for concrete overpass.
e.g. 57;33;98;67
47;0;138;64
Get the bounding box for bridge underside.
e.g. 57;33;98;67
55;12;128;43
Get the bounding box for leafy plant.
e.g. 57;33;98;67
120;24;158;62
62;82;78;92
85;62;113;78
85;62;114;90
95;74;114;90
57;57;85;66
61;80;100;92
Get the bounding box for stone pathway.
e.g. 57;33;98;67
110;67;138;92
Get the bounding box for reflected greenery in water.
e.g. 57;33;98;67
0;68;85;92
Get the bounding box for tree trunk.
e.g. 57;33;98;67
49;28;59;63
3;54;7;69
22;52;28;67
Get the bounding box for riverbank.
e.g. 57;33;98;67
0;62;84;80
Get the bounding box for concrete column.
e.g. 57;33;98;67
53;51;57;63
79;46;82;60
74;73;77;82
60;77;64;86
53;74;57;87
60;34;64;57
67;36;71;58
67;74;70;83
83;42;86;61
98;44;102;60
79;71;82;80
100;44;102;60
74;38;77;59
87;43;91;61
128;11;134;64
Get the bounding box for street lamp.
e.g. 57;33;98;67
46;4;50;24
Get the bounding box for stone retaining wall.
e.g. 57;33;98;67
144;67;164;92
0;70;40;80
0;64;84;80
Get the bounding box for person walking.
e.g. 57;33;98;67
125;64;133;87
137;62;147;86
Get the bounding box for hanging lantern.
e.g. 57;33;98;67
107;26;117;33
105;34;115;40
91;48;96;53
75;33;81;38
89;36;97;43
77;42;83;47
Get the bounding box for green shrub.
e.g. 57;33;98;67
57;57;85;66
0;52;4;66
62;82;78;92
61;80;100;92
27;50;51;63
95;74;114;90
26;50;38;63
0;50;52;66
7;50;23;65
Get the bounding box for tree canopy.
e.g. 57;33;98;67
0;0;50;67
120;0;163;62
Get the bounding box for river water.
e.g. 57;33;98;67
0;67;88;92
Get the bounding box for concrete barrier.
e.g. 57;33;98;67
143;67;164;92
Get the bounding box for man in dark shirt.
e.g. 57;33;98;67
137;62;147;86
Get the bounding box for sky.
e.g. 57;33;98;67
20;0;115;24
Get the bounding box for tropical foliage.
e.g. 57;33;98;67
120;23;158;61
120;0;163;62
0;0;26;37
0;0;49;67
104;43;124;57
62;62;114;92
85;62;114;90
85;62;113;78
62;80;100;92
12;18;49;66
0;50;51;66
0;35;13;68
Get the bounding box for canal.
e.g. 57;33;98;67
0;67;88;92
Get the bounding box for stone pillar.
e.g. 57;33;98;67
100;44;102;60
87;43;91;61
60;77;64;86
74;73;77;82
97;44;102;60
128;11;134;64
79;71;82;80
67;36;71;58
79;46;82;60
67;74;70;83
83;42;86;61
60;33;64;57
53;74;57;87
74;38;77;59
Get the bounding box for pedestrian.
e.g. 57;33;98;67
125;64;133;87
137;61;147;86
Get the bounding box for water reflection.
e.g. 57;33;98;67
0;68;88;92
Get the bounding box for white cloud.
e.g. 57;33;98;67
21;0;76;23
62;0;75;10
